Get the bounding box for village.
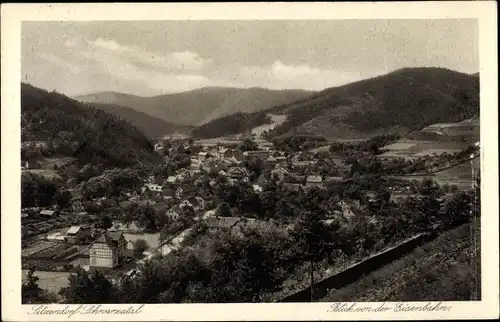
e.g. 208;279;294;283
21;128;480;297
21;137;350;276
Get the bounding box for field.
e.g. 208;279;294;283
22;270;71;294
319;222;481;302
393;158;479;190
379;139;468;159
194;137;273;147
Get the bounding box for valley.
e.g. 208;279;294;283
20;67;481;305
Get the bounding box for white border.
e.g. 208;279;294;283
1;2;498;321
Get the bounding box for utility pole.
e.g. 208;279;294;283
310;260;314;302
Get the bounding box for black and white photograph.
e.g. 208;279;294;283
2;2;498;321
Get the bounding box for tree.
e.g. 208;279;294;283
53;189;72;209
99;215;113;230
136;205;159;230
22;268;44;304
133;239;149;258
291;211;335;301
244;157;264;180
59;268;116;303
441;191;473;227
239;138;258;151
367;141;379;155
218;202;232;217
419;178;441;197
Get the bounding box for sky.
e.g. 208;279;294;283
21;20;479;97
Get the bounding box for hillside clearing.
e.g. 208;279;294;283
251;114;287;138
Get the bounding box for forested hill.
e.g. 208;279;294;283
89;103;191;139
267;67;480;139
21;83;162;167
191;68;479;140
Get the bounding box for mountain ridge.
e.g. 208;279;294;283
192;67;480;140
74;86;316;126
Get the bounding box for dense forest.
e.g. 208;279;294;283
21;83;162;167
191;111;271;139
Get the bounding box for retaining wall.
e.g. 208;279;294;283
277;231;437;302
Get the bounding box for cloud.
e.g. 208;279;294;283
25;37;381;96
236;61;375;91
24;37;217;95
88;38;212;73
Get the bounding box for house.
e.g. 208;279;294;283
276;156;287;164
205;216;245;233
325;176;344;183
166;205;182;221
21;161;29;170
215;147;229;159
306;175;323;188
218;148;242;160
175;184;195;200
161;188;175;200
266;156;278;165
40;209;57;217
66;225;92;244
226;167;250;182
166;176;177;185
69;190;85;213
125;269;141;279
180;197;201;212
89;231;128;269
282;183;303;192
252;184;263;193
292;160;313;172
194;196;206;210
243;150;272;160
152;202;171;216
336;200;356;219
271;167;288;182
144;183;163;193
129;195;140;202
198;151;209;162
154;143;163;151
188;169;201;176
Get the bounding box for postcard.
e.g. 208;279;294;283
1;1;498;321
